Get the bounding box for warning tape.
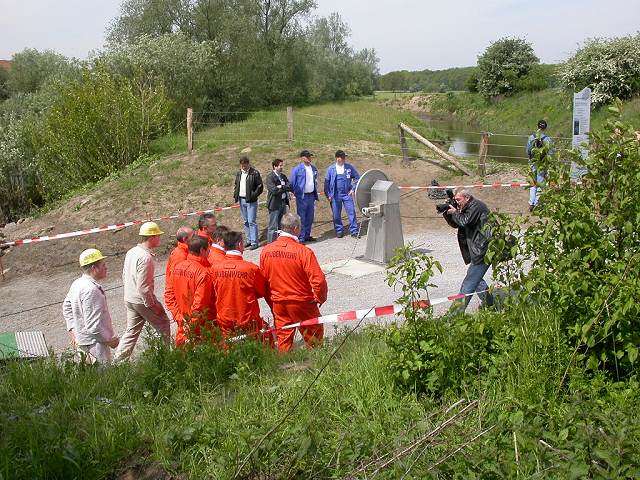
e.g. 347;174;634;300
0;181;535;248
228;290;488;342
398;181;531;190
0;204;249;248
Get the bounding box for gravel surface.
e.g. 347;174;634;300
0;226;490;357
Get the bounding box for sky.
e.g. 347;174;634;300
1;0;639;73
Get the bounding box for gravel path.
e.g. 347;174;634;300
0;228;489;356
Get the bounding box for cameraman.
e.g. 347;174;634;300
443;188;494;314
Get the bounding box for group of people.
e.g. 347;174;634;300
235;149;361;247
63;212;328;365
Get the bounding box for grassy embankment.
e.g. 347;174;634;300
407;88;640;136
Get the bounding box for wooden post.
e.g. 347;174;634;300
399;125;409;164
478;132;489;177
399;123;474;176
187;107;193;153
0;256;5;281
287;106;293;143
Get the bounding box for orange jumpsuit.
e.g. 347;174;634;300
196;229;214;246
260;234;327;352
164;241;189;322
166;254;216;345
211;252;273;344
208;244;226;267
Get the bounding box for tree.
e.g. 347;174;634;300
558;34;640;106
476;37;539;99
7;49;78;95
0;66;9;101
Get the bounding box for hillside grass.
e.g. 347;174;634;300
410;89;640;137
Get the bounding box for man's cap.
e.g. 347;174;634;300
537;119;548;129
299;150;314;158
139;221;164;236
335;150;348;158
79;248;105;267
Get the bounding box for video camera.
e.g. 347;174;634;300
435;189;458;213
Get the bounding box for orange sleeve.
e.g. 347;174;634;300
164;263;178;319
304;249;328;304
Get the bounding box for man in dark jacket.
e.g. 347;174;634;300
443;188;494;314
233;156;264;250
265;158;292;243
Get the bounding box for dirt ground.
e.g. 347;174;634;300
0;149;531;356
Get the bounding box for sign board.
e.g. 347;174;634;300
0;331;48;360
570;87;591;180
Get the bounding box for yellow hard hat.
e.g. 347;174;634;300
139;221;164;236
79;248;106;267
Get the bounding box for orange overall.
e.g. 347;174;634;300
208;244;226;267
166;254;216;345
211;252;273;345
164;242;189;322
260;235;327;352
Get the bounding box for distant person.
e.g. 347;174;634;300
196;213;217;245
260;213;327;352
265;158;292;243
442;189;494;315
526;119;552;212
63;249;119;365
167;234;216;345
212;230;273;344
208;225;229;266
164;226;194;341
290;150;319;243
233;156;263;250
324;150;361;238
113;222;171;362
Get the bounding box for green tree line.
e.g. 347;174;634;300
0;1;379;223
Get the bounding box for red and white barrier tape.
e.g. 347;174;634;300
0;203;258;248
1;181;535;248
228;289;489;342
398;181;530;190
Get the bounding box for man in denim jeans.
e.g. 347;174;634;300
526;119;552;212
443;188;494;315
233;156;264;250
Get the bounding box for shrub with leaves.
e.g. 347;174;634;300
558;34;640;106
487;106;640;378
476;37;539;99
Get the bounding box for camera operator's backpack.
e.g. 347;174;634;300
528;132;548;160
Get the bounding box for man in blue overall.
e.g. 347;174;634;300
290;150;319;243
324;150;361;238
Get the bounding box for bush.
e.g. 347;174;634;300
476;37;539;99
32;68;171;202
558;34;640;106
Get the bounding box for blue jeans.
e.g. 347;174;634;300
239;198;258;246
267;205;287;243
529;167;545;207
331;194;358;235
296;194;315;242
449;262;494;315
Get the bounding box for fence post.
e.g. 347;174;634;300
187;107;193;153
399;125;409;164
478;132;489;177
287;106;293;143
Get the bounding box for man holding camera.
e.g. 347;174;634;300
442;188;494;314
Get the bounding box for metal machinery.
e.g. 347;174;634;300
354;169;404;264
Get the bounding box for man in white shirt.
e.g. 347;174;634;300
113;221;171;362
233;156;264;250
63;248;119;365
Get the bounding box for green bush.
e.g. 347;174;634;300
32;68;171;202
476;37;539;99
558;34;640;106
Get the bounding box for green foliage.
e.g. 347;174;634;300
488;108;640;378
465;70;479;92
377;66;477;93
558;34;640;106
32;68;171;202
6;49;78;95
0;66;9;101
476;37;539;99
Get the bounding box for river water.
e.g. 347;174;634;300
416;115;530;165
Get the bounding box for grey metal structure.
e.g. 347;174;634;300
354;169;405;264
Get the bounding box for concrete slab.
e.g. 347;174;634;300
321;258;387;278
